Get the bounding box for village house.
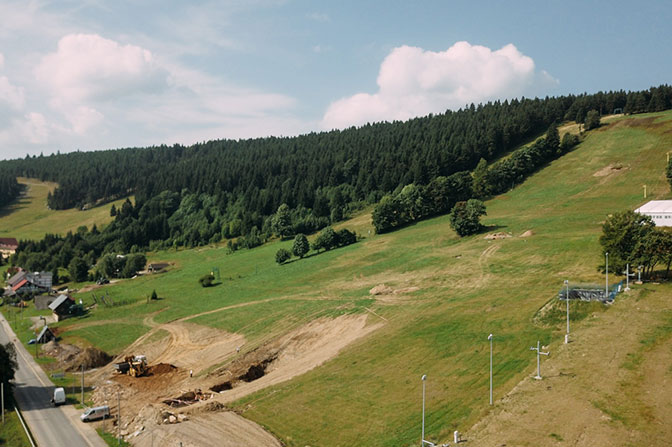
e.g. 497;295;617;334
48;294;74;321
6;271;53;296
0;237;18;258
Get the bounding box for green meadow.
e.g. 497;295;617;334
0;178;129;241
3;111;672;446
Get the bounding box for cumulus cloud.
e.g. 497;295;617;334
307;12;330;22
0;53;26;129
321;41;558;129
36;33;169;104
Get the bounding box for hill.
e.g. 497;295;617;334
2;111;667;446
0;178;129;241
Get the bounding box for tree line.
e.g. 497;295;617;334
373;122;580;233
600;210;672;279
2;86;669;224
4;85;672;279
0;170;22;209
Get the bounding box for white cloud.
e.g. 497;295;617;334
321;41;558;129
307;12;330;22
0;53;26;129
0;112;49;147
36;33;169;104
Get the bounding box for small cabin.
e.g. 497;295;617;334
48;294;75;321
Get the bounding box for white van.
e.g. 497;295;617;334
80;405;110;422
51;387;66;406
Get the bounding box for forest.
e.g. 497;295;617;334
3;85;672;281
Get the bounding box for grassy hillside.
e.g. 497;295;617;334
0;178;129;241
3;111;672;446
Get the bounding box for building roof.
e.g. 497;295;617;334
0;238;18;249
48;294;71;312
7;270;26;286
12;279;28;291
36;326;54;343
635;200;672;214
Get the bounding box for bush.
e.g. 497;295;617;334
449;199;487;236
275;248;291;264
199;274;215;287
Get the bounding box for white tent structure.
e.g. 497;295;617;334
635;200;672;226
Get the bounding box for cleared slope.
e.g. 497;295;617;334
229;111;672;446
0;178;129;241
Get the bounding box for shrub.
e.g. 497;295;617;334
275;248;291;264
199;274;215;287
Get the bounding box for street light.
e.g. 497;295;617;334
564;280;570;344
530;340;550;380
605;252;609;300
488;334;493;405
421;374;427;447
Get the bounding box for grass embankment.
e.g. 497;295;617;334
0;177;129;241
0;409;33;447
2;111;672;446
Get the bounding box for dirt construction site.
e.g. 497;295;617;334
57;312;383;446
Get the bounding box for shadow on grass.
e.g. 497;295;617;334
480;224;507;233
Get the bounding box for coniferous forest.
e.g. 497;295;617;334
0;169;22;209
3;85;672;280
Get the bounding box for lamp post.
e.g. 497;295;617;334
488;334;493;405
530;340;550;380
605;252;609;300
421;374;427;446
564;280;570;344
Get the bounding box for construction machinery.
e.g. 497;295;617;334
114;355;148;377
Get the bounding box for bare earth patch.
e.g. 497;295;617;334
90;313;382;446
208;313;383;404
593;163;626;177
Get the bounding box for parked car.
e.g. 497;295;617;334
80;405;110;422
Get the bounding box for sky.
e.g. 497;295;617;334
0;0;670;160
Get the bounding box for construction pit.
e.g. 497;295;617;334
88;313;382;446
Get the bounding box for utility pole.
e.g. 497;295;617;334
2;382;4;424
421;375;426;446
118;390;121;447
530;341;550;380
488;334;493;405
80;364;84;406
564;280;570;344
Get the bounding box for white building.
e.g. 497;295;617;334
635;200;672;226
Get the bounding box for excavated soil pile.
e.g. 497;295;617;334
210;353;278;393
163;389;214;408
149;363;177;374
66;347;112;371
41;340;81;369
520;230;535;237
113;363;181;391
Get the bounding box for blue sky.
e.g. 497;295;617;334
0;0;669;160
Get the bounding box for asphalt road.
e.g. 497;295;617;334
0;314;106;447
